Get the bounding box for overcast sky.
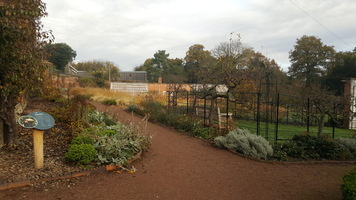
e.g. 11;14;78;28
41;0;356;71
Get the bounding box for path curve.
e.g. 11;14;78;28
1;103;354;200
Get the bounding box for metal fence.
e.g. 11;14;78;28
166;90;354;143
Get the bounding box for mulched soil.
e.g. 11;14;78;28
0;98;84;184
0;101;355;200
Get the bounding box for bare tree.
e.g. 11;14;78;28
292;82;341;137
211;33;254;92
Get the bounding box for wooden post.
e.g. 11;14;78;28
33;129;44;169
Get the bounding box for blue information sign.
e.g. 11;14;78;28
28;112;55;130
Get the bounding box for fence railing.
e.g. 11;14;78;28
166;91;355;143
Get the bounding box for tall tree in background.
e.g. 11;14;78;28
288;35;335;86
323;50;356;95
211;34;253;92
153;50;170;69
45;43;76;72
135;58;157;82
247;52;288;93
162;58;186;83
135;50;168;82
136;50;186;83
184;44;215;83
0;0;52;144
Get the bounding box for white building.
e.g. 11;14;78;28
343;78;356;129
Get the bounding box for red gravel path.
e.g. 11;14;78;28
1;103;354;200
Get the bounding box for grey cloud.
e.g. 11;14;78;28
42;0;356;71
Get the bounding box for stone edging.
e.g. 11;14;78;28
0;151;142;191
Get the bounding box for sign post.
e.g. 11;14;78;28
33;129;44;169
18;112;55;169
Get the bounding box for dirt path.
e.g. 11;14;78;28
1;103;354;200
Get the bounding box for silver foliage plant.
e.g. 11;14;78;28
94;119;151;166
336;138;356;155
214;128;273;159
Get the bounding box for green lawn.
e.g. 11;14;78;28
237;119;356;142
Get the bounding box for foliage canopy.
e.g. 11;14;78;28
288;35;335;86
0;0;52;144
44;43;76;72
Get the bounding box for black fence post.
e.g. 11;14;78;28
286;105;289;124
204;96;207;126
275;93;280;145
307;98;310;133
186;91;189;114
257;93;261;136
167;90;171;112
234;100;237;119
332;102;336;139
265;94;269;140
226;91;229;129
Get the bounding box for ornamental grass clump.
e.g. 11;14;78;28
214;128;273;159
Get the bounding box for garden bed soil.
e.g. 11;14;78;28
0;98;85;185
0;100;355;200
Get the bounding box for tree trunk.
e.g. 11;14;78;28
317;113;325;137
207;97;216;126
1;106;19;145
0;119;4;146
192;95;197;113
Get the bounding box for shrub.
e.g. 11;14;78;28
341;168;356;200
49;94;93;135
279;141;305;158
156;112;215;140
65;144;97;165
78;77;97;87
127;104;144;115
83;123;127;137
102;99;117;106
94;134;138;165
214;128;273;159
324;117;343;128
271;145;288;161
191;121;214;140
140;99;164;118
129;100;217;140
71;93;93;103
71;135;95;145
336;138;356;159
84;110;117;126
281;134;340;159
94;123;150;165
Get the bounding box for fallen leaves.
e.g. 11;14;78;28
112;166;137;174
